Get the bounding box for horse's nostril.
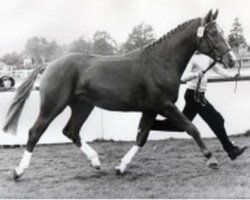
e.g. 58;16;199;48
230;60;235;67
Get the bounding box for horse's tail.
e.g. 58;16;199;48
3;64;46;135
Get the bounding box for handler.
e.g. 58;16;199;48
151;51;247;160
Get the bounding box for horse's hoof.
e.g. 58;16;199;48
207;157;219;170
13;169;21;180
115;165;125;175
208;162;219;170
115;167;122;175
92;164;101;170
91;157;101;170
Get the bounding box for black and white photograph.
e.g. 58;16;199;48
0;0;249;198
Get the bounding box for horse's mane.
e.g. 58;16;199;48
143;18;200;51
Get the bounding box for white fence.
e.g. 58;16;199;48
0;79;250;145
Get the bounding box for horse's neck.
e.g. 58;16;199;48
144;19;200;76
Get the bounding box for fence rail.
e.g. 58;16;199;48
208;76;250;83
1;73;250;93
180;76;250;84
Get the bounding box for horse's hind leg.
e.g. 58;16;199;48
115;112;156;174
14;100;68;180
62;101;100;169
159;102;218;169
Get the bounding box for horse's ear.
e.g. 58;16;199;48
205;9;213;24
212;9;219;21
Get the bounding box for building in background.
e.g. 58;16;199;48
23;56;33;68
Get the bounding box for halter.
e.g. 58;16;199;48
197;19;231;67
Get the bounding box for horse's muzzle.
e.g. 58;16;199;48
228;59;235;68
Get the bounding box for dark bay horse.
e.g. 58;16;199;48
3;9;235;179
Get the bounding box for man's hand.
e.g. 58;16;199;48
233;73;240;79
194;71;205;79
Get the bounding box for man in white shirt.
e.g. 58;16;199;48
151;51;247;160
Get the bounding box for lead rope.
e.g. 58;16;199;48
234;58;242;93
194;60;217;104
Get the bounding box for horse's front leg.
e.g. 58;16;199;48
158;102;218;169
115;112;156;175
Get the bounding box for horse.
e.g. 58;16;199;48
3;9;235;180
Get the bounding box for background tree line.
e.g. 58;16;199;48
0;22;156;69
1;19;249;69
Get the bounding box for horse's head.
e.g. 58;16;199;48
197;9;235;68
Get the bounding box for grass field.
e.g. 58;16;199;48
0;135;249;199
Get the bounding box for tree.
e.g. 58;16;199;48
92;31;117;55
247;45;250;53
0;52;23;68
25;37;46;64
122;22;156;52
68;37;91;54
45;40;64;61
25;37;63;64
228;18;247;54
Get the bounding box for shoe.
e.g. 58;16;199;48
228;146;248;160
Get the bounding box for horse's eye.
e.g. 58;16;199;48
210;30;218;37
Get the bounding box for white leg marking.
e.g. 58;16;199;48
116;145;140;174
80;142;100;168
15;150;32;176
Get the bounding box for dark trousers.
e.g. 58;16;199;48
151;89;235;153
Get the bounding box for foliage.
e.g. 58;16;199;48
247;45;250;52
122;22;156;52
68;37;91;54
46;40;64;61
0;52;23;68
228;18;247;53
92;31;117;55
25;37;63;64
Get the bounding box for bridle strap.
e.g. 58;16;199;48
195;59;218;99
204;32;231;63
202;59;218;74
197;20;231;65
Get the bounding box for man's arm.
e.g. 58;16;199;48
181;61;204;82
213;64;238;78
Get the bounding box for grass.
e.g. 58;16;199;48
0;135;249;198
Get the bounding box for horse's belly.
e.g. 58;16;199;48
97;99;147;112
76;88;149;112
